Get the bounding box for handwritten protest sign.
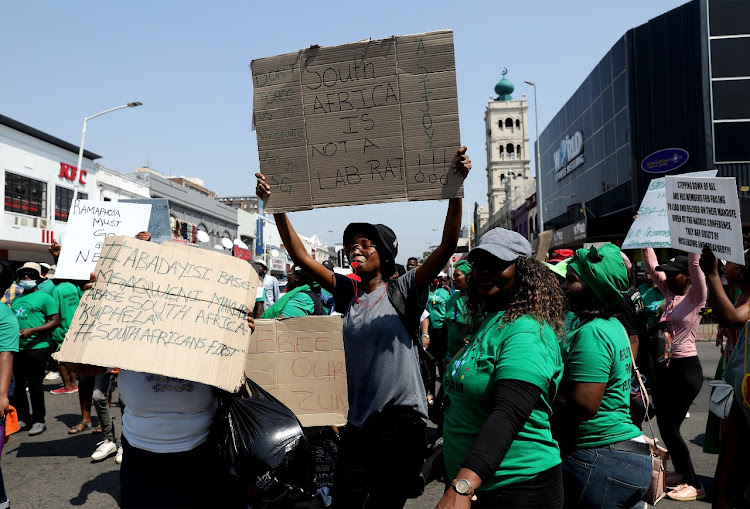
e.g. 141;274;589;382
55;200;152;280
622;170;717;249
666;176;744;264
535;230;554;261
120;198;171;244
55;236;259;392
251;30;463;213
246;316;347;426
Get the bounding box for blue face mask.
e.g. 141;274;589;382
18;280;37;290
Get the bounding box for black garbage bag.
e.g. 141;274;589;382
213;378;314;505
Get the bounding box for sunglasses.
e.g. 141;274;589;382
345;239;377;254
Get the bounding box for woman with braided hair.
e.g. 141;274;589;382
438;228;565;509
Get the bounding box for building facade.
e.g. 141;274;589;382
134;170;238;250
537;0;750;249
0;114;100;261
479;71;536;238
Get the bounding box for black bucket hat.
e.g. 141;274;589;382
343;223;398;265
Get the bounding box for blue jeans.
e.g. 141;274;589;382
562;445;652;508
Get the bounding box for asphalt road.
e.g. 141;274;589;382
3;341;724;508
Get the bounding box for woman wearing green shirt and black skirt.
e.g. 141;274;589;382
559;244;652;508
438;228;565;509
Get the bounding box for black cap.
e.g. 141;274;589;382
656;255;690;274
343;223;398;264
322;259;334;271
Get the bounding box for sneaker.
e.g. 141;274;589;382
17;420;28;430
44;371;61;381
685;411;690;418
666;471;685;489
91;440;117;461
28;422;46;436
50;386;78;395
666;483;706;501
115;446;123;464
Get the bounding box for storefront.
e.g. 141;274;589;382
0;114;99;262
537;0;750;248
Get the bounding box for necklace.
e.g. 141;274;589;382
449;312;504;384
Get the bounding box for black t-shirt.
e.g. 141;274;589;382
616;286;651;376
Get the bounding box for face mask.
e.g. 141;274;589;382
18;280;37;290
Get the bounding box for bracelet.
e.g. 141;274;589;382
421;333;430;338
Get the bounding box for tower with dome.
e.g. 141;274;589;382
477;69;536;241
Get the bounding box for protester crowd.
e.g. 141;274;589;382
0;147;747;509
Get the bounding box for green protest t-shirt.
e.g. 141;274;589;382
0;305;20;353
11;290;59;350
445;291;469;359
38;279;56;296
280;293;316;318
52;282;82;345
427;287;451;329
443;312;563;489
562;316;641;449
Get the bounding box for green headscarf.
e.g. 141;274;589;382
568;244;628;309
544;257;571;279
454;260;472;277
261;284;315;319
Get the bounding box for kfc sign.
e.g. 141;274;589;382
59;163;87;186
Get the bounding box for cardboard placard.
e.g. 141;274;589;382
535;230;554;261
120;198;172;244
665;176;744;264
246;316;347;426
251;30;463;213
55;201;152;280
622;170;717;250
55;236;259;392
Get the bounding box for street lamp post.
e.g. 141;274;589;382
524;81;542;234
73;102;142;201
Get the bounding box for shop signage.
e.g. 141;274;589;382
255;218;264;255
554;131;585;182
640;148;689;174
271;257;285;271
59;163;87;186
550;220;587;248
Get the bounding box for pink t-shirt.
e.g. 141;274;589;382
642;249;707;359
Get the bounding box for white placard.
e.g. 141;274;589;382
622;170;717;249
665;176;743;264
55;200;152;280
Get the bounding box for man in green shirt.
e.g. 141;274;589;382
426;274;451;373
49;280;83;395
10;262;60;436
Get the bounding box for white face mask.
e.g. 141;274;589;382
18;280;37;290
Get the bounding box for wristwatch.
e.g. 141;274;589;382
451;478;474;496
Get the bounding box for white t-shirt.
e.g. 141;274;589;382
119;370;217;453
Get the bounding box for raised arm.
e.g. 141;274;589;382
687;252;708;305
641;247;668;295
700;247;748;327
415;147;471;289
256;174;336;294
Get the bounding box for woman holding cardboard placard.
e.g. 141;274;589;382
255;146;471;508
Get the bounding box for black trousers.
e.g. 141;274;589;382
470;465;564;509
11;348;49;424
652;355;703;485
120;435;243;508
332;412;426;509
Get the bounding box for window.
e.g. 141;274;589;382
505;118;513;128
498;120;503;130
55;186;88;221
517;145;522;158
515;119;520;129
499;145;504;159
5;173;47;218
